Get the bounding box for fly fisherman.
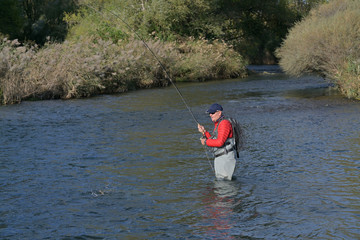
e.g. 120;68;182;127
198;103;236;180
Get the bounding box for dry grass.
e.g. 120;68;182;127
0;36;247;105
0;38;38;104
173;38;247;81
276;0;360;99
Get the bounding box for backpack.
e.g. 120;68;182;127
227;117;244;158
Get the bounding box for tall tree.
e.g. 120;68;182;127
0;0;24;39
22;0;78;44
0;0;77;44
214;0;301;64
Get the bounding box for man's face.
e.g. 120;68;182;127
209;111;222;122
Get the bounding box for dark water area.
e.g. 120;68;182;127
1;66;360;239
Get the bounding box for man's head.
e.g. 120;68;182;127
206;103;223;122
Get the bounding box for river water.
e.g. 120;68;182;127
1;66;359;239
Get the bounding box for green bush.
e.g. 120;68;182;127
276;0;360;99
337;58;360;99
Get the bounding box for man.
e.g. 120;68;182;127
198;103;236;180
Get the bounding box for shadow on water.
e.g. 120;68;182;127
284;83;338;99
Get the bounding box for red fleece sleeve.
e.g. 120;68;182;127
204;131;211;139
206;120;233;147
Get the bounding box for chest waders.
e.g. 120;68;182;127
210;118;237;180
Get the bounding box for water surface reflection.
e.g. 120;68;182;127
1;70;360;239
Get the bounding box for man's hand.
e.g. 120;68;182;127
198;124;206;135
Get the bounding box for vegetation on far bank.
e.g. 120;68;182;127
0;0;329;104
1;0;323;62
276;0;360;100
0;35;246;105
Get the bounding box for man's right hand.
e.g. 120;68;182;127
198;124;206;135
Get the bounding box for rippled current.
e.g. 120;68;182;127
1;67;360;239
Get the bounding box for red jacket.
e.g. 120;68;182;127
204;118;233;147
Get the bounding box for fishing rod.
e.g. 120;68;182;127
85;3;215;173
85;3;199;125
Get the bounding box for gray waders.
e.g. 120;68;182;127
211;119;237;180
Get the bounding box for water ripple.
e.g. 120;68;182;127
1;74;360;239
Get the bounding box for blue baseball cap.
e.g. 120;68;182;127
206;103;223;114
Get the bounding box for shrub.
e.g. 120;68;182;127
173;38;247;81
0;38;38;104
0;37;247;104
0;35;247;104
336;58;360;99
22;37;174;100
276;0;360;99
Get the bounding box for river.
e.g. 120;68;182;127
1;66;359;239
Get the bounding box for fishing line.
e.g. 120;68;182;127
85;3;199;125
202;143;215;174
85;3;215;173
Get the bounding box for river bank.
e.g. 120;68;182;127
0;36;247;105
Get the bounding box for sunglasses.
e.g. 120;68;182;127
208;111;219;115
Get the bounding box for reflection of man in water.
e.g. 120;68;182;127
198;103;236;180
200;181;240;240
